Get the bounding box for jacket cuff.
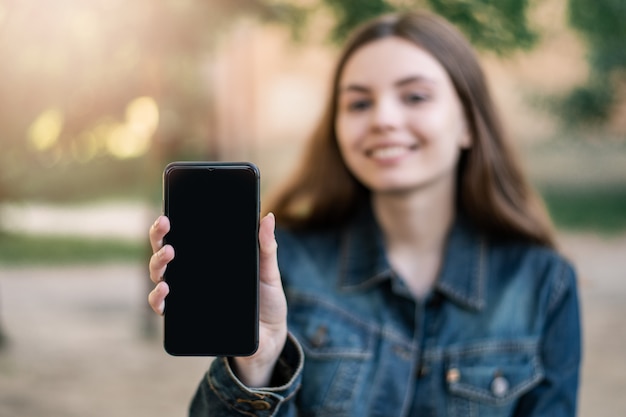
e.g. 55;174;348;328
206;332;303;415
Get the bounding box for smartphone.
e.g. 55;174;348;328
162;161;260;356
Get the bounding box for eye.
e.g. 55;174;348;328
403;92;428;105
347;99;372;112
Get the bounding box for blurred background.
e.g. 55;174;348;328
0;0;624;415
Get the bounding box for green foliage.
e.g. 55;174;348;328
556;83;614;126
323;0;395;42
568;0;626;71
563;0;626;125
0;234;145;265
541;186;626;234
316;0;538;52
427;0;537;53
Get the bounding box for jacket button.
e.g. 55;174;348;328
309;325;328;347
491;375;509;397
446;368;461;383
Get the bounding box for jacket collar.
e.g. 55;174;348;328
338;204;487;311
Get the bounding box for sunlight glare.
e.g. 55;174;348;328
28;108;64;151
105;96;159;159
126;96;159;138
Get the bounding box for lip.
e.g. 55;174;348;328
365;143;419;162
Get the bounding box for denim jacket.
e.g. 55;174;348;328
189;207;582;417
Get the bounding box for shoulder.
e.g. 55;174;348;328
486;238;578;309
488;239;575;278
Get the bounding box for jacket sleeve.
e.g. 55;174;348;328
515;259;583;416
189;332;304;417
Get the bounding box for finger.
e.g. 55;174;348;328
257;213;287;329
148;281;169;315
149;244;175;284
149;215;170;253
259;212;281;288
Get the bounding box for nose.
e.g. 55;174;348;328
370;96;402;132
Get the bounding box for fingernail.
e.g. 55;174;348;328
269;212;276;235
152;217;160;229
156;247;165;259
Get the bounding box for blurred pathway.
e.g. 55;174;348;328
0;264;211;417
0;201;156;241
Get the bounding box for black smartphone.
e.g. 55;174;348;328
162;161;260;356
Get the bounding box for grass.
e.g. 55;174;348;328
0;233;147;266
540;185;626;234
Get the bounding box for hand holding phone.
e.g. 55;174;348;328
149;211;289;386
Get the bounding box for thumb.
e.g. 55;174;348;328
259;212;281;287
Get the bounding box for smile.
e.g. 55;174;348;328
367;144;418;160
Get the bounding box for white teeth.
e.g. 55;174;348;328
369;146;409;159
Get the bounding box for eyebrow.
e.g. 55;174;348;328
339;75;436;93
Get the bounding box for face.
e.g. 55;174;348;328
335;37;471;196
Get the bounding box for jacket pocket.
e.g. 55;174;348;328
444;339;544;416
288;293;374;416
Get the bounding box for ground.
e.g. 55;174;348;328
0;230;625;416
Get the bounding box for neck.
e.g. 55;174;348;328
371;179;458;300
371;185;455;254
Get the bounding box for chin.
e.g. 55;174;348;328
368;182;418;195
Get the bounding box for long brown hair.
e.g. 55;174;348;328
265;11;556;248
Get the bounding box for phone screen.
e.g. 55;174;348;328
162;162;259;356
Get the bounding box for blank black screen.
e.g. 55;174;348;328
163;162;259;356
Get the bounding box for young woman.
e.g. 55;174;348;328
148;10;581;416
